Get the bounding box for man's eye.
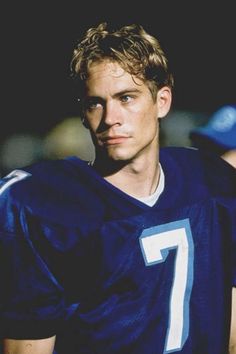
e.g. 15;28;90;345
120;95;132;103
84;100;101;110
88;102;98;109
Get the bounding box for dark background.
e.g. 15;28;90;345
1;1;235;140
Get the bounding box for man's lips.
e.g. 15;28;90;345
100;135;129;145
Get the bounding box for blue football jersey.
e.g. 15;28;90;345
0;147;236;354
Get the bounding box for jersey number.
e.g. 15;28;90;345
0;169;31;195
139;219;194;353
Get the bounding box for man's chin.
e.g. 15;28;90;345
107;152;132;162
95;145;134;163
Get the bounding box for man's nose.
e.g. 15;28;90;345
103;101;122;126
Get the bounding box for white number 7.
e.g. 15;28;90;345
139;219;194;353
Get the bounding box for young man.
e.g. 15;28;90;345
0;23;236;354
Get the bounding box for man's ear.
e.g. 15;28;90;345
157;86;172;119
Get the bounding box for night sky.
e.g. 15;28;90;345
1;1;235;139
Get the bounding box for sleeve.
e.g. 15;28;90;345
0;170;68;339
0;227;66;339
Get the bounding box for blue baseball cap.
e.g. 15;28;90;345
190;105;236;151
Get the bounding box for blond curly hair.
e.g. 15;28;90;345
70;22;174;100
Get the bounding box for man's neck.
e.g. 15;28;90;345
93;154;160;198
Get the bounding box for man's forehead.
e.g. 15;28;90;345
84;60;145;97
88;60;127;79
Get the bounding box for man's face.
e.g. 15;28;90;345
82;60;169;162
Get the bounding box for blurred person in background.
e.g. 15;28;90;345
190;104;236;168
43;116;95;162
0;134;43;177
0;22;236;354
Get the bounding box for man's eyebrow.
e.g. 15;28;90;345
113;88;141;98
